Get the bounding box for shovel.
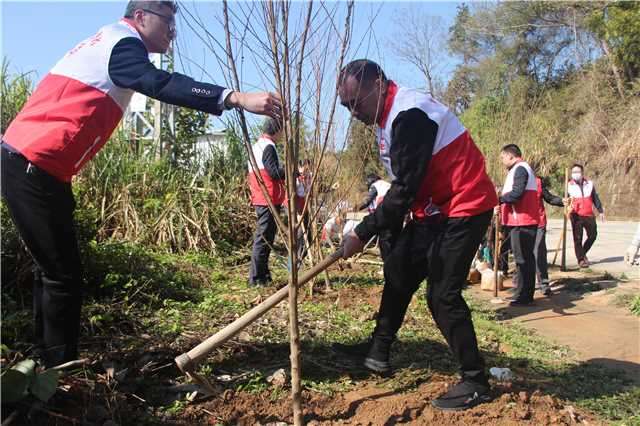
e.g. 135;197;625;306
174;249;343;391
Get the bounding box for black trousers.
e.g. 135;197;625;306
510;225;537;303
534;227;550;290
373;210;492;384
249;205;280;284
1;145;82;367
498;226;511;274
570;213;597;262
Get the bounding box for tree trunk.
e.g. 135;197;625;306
601;39;626;99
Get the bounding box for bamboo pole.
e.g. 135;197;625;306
491;209;504;304
561;168;569;272
175;249;343;375
494;213;501;298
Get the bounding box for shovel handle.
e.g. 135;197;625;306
175;249;343;373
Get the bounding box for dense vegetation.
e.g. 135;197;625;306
1;2;638;423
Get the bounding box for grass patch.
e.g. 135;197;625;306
2;246;638;425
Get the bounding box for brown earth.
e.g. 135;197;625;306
182;376;599;425
5;265;625;425
470;270;640;382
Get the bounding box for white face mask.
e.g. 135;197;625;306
572;172;582;181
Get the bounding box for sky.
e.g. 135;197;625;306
1;1;463;141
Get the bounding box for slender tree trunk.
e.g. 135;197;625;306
601;39;626;99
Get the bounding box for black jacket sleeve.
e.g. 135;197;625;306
357;186;378;211
542;181;564;207
108;37;226;115
591;187;604;213
262;145;285;180
354;108;437;241
499;167;528;204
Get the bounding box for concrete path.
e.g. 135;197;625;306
546;218;639;278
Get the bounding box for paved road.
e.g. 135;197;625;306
546;218;639;278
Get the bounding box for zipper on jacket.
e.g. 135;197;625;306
74;136;101;169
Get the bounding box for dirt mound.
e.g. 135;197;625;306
185;374;599;425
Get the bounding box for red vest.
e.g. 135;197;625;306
376;82;497;219
500;161;539;227
536;177;547;228
247;135;285;206
568;179;595;217
3;20;141;182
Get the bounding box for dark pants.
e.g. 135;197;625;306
1;145;82;367
498;227;511;274
570;213;597;262
296;211;311;263
534;227;550;291
510;225;537;303
373;210;492;384
249;205;281;284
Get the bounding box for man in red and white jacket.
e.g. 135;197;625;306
567;163;605;267
1;0;281;368
247;118;286;286
498;144;539;306
337;59;497;411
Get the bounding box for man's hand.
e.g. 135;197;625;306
562;197;571;206
341;230;365;259
599;212;606;222
226;91;282;119
493;205;500;214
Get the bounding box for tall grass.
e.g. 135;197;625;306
78;129;255;255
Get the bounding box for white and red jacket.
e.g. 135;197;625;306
4;21;141;181
536;177;564;228
354;82;497;241
536;177;548;228
3;20;227;182
247;135;286;206
369;179;391;212
500;161;539;227
568;178;602;217
377;83;496;219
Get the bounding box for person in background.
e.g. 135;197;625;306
566;163;605;268
357;173;391;213
625;223;640;266
247;118;285;286
295;159;312;261
1;0;281;368
533;173;564;296
322;211;345;248
497;144;539;307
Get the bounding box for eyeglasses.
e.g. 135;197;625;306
142;8;176;32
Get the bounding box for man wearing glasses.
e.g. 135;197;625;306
1;0;281;368
336;59;497;411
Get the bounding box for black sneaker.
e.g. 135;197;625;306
332;338;392;374
332;340;372;358
364;338;392;374
431;380;492;411
249;277;272;287
509;299;534;307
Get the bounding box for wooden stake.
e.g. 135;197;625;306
491;209;504;304
175;250;343;375
561;168;569;272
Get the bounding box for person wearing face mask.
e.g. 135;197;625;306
0;0;282;368
566;164;605;268
496;144;539;307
